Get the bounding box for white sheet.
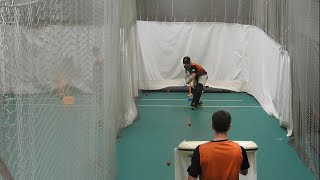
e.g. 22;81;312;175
137;21;292;135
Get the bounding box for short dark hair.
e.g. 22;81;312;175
182;56;191;64
212;110;231;133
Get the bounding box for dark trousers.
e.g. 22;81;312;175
191;83;203;106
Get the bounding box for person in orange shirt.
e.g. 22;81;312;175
183;56;208;110
187;110;250;180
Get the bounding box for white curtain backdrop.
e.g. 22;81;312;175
137;21;292;135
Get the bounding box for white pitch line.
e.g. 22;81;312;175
140;99;243;102
138;105;261;108
5;103;91;107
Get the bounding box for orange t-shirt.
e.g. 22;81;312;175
192;63;207;75
185;63;207;77
187;140;250;180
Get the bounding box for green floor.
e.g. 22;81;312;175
0;95;95;179
116;92;315;180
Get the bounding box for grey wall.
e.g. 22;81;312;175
136;0;251;23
